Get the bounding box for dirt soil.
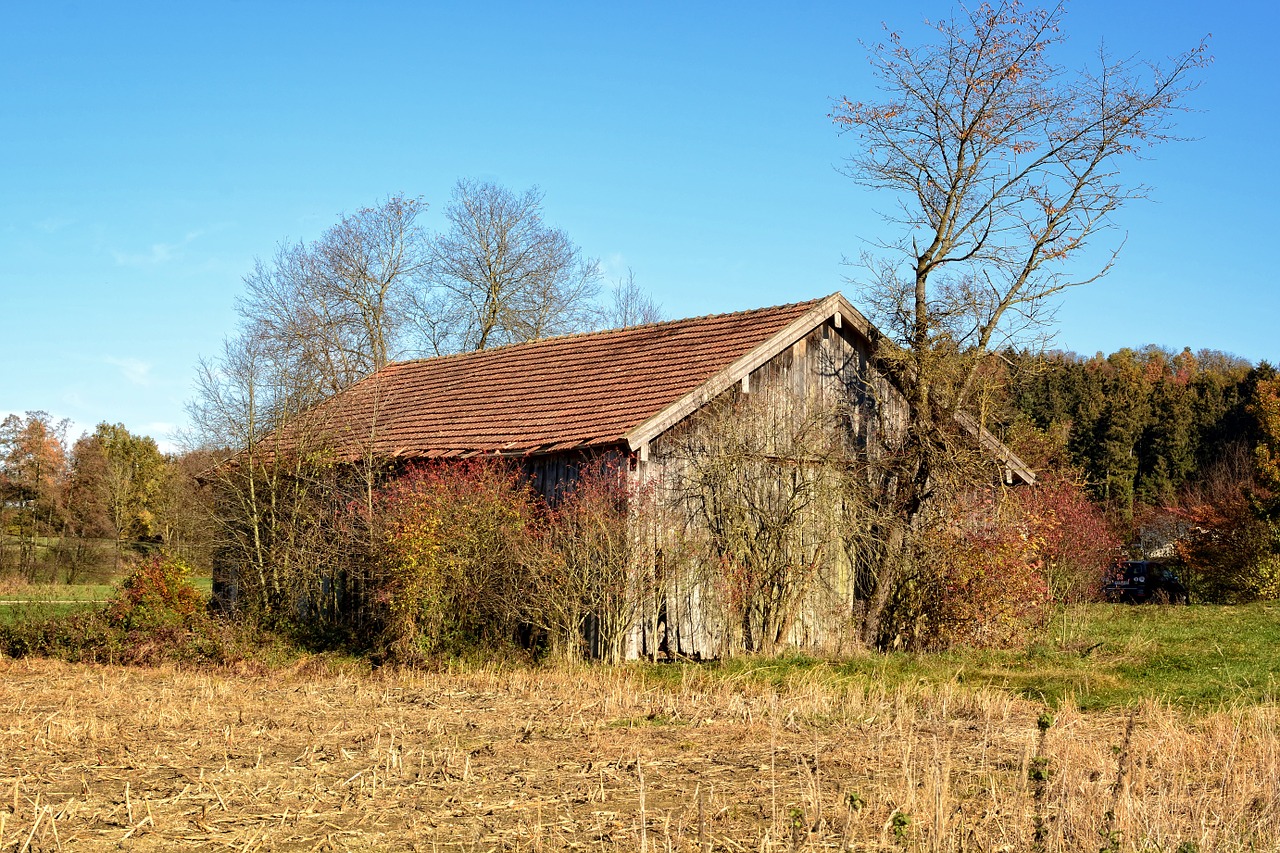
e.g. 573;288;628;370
0;656;1274;851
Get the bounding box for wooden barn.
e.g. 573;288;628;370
246;292;1033;658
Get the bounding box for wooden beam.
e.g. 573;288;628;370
954;412;1038;486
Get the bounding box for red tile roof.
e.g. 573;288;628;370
297;296;832;460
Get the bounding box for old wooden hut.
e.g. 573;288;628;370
248;292;1033;657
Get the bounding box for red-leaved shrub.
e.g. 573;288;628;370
1020;472;1120;603
910;488;1053;649
106;553;203;630
905;475;1115;650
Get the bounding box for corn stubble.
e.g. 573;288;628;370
0;657;1274;851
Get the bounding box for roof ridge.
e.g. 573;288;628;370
380;294;836;371
272;291;854;462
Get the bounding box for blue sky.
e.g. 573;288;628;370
2;1;1274;451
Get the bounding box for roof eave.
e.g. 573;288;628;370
624;292;869;450
953;412;1038;486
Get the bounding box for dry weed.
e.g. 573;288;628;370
0;657;1274;851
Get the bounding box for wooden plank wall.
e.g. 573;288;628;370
626;317;903;659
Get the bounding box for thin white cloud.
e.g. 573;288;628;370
104;356;153;387
112;243;176;266
601;253;630;279
35;217;76;233
111;229;204;267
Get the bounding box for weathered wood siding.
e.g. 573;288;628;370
623;317;903;659
520;450;626;501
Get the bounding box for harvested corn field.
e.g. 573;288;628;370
0;656;1276;851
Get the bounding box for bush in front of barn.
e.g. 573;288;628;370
879;489;1051;651
375;459;539;659
373;458;648;663
521;460;653;664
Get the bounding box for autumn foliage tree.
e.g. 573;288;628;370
82;423;167;565
1157;374;1280;602
1250;374;1280;503
1;414;209;583
0;412;69;579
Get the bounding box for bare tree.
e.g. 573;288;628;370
830;1;1208;645
192;337;324;623
421;179;601;353
605;269;664;328
189;185;635;640
189;320;398;632
834;3;1207;380
663;388;854;655
238;194;429;397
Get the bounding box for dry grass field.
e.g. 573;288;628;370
1;655;1277;852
